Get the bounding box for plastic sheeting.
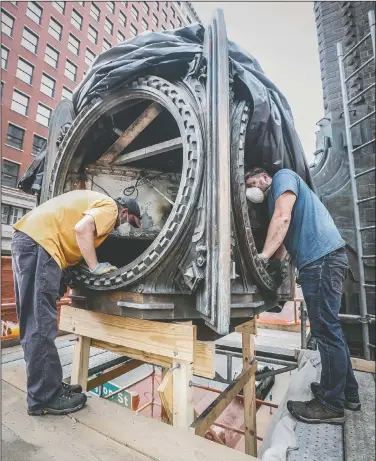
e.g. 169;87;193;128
19;23;314;193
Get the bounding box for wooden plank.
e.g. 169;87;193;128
191;361;257;437
173;358;194;429
158;368;173;424
2;380;150;461
91;338;215;379
242;332;257;457
87;359;143;391
60;306;196;362
3;364;256;461
235;318;257;335
99;102;163;165
71;335;91;391
351;357;376;373
113;137;183;165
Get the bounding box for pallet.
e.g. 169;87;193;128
59;305;259;457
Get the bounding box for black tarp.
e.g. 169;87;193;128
19;23;314;192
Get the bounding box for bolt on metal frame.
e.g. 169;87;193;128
337;10;375;360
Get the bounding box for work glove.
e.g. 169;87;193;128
90;262;118;275
258;255;284;286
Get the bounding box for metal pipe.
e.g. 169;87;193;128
357;195;375;204
215;349;297;367
349;110;375;129
343;31;372;59
348;83;375;106
256;364;297;381
103;371;154;399
345;57;374;83
352;138;376;154
212;422;264;441
369;10;375;57
355;166;376;179
337;42;371;360
190;383;279;409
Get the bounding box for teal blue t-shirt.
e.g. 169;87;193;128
268;169;345;270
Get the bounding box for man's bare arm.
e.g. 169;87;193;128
272;244;288;260
260;192;296;260
74;215;98;271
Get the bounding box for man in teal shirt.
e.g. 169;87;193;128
246;167;360;424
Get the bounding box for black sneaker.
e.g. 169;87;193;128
287;398;345;424
62;381;83;393
311;382;361;411
28;389;87;416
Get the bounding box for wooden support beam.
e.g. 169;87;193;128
60;306;196;362
99;102;163;165
191;361;257;437
71;335;91;391
351;357;376;373
113;137;183;165
91;338;215;379
242;332;257;457
86;359;143;391
158;368;173;424
173;358;194;429
235;318;257;335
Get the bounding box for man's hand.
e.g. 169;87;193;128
90;262;118;275
258;253;269;266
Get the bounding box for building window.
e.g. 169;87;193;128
88;24;98;44
142;19;148;31
26;1;43;25
162;10;167;22
2;9;15;37
161;25;166;31
102;38;111;52
40;73;55;98
152;13;158;27
32;134;46;154
62;86;73;100
186;15;192;24
2;160;20;189
170;6;175;18
6;124;25;150
16;58;34;85
21;27;38;54
68;33;80;56
52;1;65;14
71;9;83;30
65;59;77;81
104;17;113;35
36;103;52;127
45;44;59;68
1;46;9;70
48;17;62;41
117;30;125;43
119;10;126;27
106;1;115;14
131;5;138;20
121;1;128;7
11;90;29;116
143;2;149;15
1;81;3;102
153;2;159;10
90;2;100;21
169;21;174;29
130;24;137;37
85;48;96;65
177;18;182;27
10;1;18;6
2;204;27;224
77;1;85;6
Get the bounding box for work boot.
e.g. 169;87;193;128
287;398;345;424
28;388;87;416
62;381;83;393
311;382;361;411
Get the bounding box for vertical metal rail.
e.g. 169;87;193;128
336;10;375;360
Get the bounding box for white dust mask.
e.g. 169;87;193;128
246;187;265;204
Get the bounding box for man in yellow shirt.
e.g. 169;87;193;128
12;190;141;416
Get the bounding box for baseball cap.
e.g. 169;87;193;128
114;197;141;218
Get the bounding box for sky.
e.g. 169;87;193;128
192;1;324;162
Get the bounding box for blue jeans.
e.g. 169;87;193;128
299;248;359;411
12;231;63;410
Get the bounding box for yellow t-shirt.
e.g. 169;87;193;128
13;190;118;269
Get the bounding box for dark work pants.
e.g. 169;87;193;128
12;230;63;410
299;247;359;411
